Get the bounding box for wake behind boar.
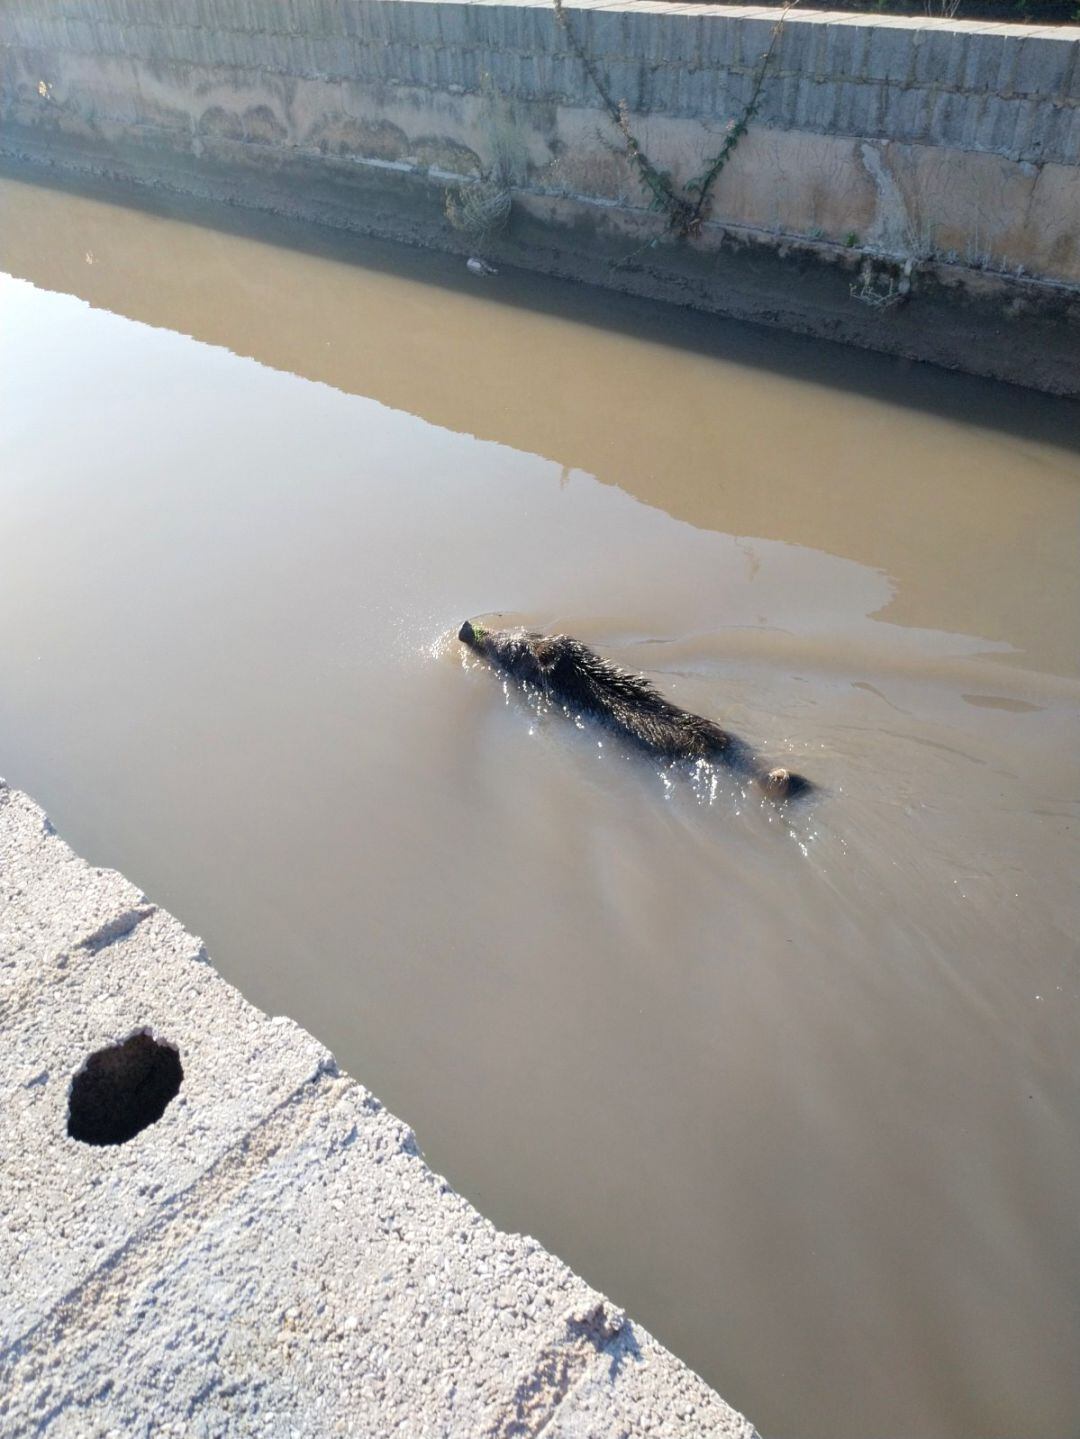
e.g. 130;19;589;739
459;621;813;802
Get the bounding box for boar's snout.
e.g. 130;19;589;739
458;620;476;646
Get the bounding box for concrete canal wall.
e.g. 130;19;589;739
1;0;1078;388
0;775;758;1437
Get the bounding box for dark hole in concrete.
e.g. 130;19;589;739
67;1031;183;1146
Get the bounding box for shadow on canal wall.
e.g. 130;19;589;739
1;0;1078;394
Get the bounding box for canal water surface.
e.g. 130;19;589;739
1;173;1077;1439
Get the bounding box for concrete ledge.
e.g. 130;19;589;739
0;777;759;1438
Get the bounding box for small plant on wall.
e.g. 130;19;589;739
444;73;524;250
445;179;512;248
551;0;799;239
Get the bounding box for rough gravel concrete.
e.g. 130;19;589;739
0;777;759;1438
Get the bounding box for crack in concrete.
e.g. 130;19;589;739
485;1300;631;1439
74;905;158;955
0;904;162;1027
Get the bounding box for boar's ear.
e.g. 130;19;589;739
533;639;558;671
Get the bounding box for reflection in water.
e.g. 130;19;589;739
1;174;1078;1439
1;171;1078;678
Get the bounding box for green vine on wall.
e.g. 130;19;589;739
552;0;797;238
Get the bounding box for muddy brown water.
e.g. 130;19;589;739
1;172;1078;1439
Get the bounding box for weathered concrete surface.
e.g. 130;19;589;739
1;0;1078;392
0;776;758;1438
